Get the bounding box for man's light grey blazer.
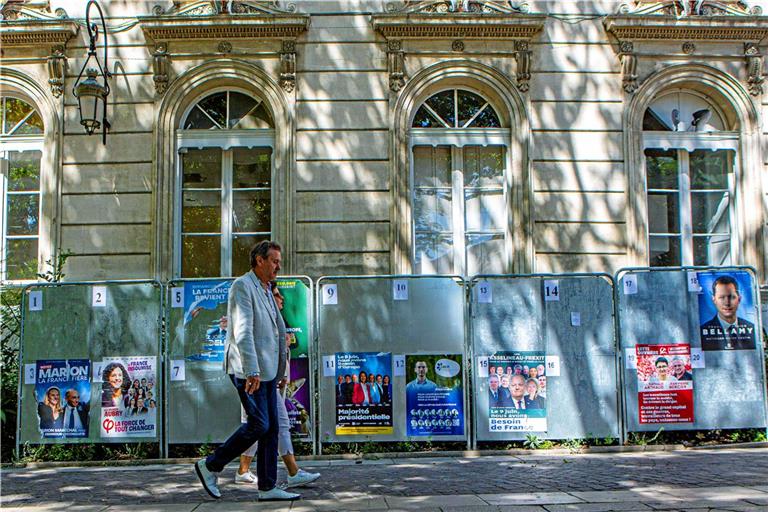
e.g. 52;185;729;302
223;270;286;381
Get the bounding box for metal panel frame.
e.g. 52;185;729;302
615;266;768;440
469;273;621;447
315;274;469;447
16;280;163;457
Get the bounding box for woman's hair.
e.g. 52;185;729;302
102;362;131;393
43;386;63;413
526;378;539;392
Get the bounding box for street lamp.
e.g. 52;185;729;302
72;0;111;145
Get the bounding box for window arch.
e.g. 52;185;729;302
176;89;276;278
1;95;44;281
642;89;738;267
625;64;763;274
409;87;510;275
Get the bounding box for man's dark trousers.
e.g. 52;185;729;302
205;375;278;491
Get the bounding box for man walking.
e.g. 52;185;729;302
194;241;298;501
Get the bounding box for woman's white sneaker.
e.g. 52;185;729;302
285;469;320;488
234;470;258;485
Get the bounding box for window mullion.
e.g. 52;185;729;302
452;146;465;276
221;149;233;277
0;153;7;281
679;149;693;266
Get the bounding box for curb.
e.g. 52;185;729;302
3;441;766;470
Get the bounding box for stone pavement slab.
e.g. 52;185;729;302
2;448;768;511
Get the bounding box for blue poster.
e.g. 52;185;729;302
696;271;756;351
335;352;393;435
183;280;232;362
34;359;91;438
405;354;464;437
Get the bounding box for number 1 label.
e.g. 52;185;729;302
29;291;42;311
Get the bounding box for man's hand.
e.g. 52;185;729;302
245;375;261;394
278;378;287;390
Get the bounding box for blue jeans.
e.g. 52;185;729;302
205;375;278;491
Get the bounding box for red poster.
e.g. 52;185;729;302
636;344;694;424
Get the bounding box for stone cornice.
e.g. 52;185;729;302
603;15;768;41
138;14;309;42
0;19;79;47
372;13;546;39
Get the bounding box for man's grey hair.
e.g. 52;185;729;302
250;240;281;268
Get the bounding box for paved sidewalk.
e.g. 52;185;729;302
2;448;768;511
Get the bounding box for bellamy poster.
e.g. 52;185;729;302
34;359;91;438
99;356;158;438
696;271;756;351
275;278;310;358
405;355;464;437
487;352;547;432
335;352;393;435
183;280;232;362
636;344;694;424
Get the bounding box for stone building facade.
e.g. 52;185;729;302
1;0;766;284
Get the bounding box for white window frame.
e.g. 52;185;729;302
174;87;276;278
643;132;739;266
1;136;44;283
409;128;511;276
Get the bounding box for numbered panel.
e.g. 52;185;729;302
470;275;619;442
166;277;314;445
616;267;767;433
18;282;162;446
316;276;467;444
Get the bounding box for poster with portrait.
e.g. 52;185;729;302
636;344;693;424
334;352;393;435
98;356;158;438
275;278;310;358
34;359;91;438
285;357;311;438
405;355;464;437
487;352;547;432
696;271;756;351
183;280;232;362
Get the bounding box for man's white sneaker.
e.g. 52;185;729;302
194;459;221;499
234;470;258;485
258;487;300;501
285;469;321;488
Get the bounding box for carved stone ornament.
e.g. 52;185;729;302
387;38;406;92
385;0;530;14
218;41;232;52
152;43;170;95
682;41;695;54
0;0;77;47
514;39;531;92
618;41;639;93
46;44;66;97
744;42;764;96
451;39;465;52
140;1;309;42
617;0;762;16
279;38;296;93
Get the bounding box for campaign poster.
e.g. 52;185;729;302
636;344;693;424
99;356;158;438
405;355;464;437
285;357;311;438
183;280;232;362
696;271;756;351
335;352;393;435
275;279;310;358
34;359;91;438
487;352;547;432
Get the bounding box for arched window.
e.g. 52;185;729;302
0;96;44;281
642;90;736;266
409;88;509;275
177;90;275;278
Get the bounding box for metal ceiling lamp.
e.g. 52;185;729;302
72;0;111;145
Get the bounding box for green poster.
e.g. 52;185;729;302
275;278;310;358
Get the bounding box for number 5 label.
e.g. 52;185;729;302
171;287;184;308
